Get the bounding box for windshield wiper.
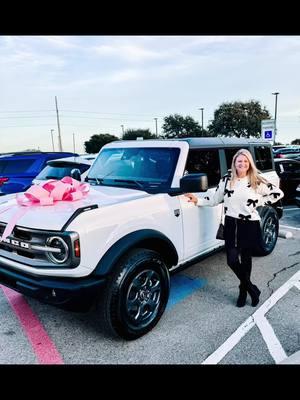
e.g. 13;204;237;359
113;179;145;189
86;177;104;184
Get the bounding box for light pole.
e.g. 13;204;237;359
199;108;204;130
50;129;55;151
272;92;279;144
154;118;158;137
121;125;125;136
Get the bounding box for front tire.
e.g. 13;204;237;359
99;248;170;340
255;207;279;256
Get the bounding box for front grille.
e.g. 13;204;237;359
0;222;80;269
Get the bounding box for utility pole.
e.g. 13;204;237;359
121;125;125;136
272;92;279;144
50;129;55;151
154;118;158;137
55;96;63;151
199;108;204;130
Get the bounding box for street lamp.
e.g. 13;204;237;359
272;92;279;144
198;108;204;130
50;129;55;151
154;118;158;137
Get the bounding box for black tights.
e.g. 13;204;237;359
226;247;253;286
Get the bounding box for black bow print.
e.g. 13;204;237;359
247;199;258;207
239;213;251;221
267;183;275;190
271;192;281;199
204;196;210;200
222;172;231;182
247;183;251;188
265;201;272;205
224;207;228;214
224;189;234;197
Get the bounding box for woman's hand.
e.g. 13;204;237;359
184;193;198;205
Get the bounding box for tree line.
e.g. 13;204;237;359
84;100;300;153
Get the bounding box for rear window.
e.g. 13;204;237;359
0;159;36;175
254;146;273;171
35;163;90;180
185;149;221;187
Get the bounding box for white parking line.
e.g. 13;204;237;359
202;269;300;364
254;315;287;363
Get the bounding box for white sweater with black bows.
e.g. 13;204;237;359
196;174;284;221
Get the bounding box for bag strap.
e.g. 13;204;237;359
220;175;229;223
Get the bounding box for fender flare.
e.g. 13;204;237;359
92;229;179;277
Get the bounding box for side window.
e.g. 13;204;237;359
254;146;273;171
1;159;36;174
185;149;221;187
224;147;249;170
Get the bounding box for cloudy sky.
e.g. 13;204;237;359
0;35;299;153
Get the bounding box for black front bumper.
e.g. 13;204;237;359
0;263;107;311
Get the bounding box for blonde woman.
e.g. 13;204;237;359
184;149;284;308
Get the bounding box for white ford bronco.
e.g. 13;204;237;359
0;138;282;340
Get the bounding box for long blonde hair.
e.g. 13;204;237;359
230;149;268;189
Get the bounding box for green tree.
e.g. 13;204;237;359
161;114;209;138
122;129;156;140
207;100;271;138
291;138;300;145
84;133;119;153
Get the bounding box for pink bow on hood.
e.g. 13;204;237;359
0;176;90;242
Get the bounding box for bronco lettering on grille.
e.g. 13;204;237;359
1;238;30;249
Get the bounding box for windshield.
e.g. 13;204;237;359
88;147;180;191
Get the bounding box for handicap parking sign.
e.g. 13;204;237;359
264;130;273;139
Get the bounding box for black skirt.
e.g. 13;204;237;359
224;215;262;249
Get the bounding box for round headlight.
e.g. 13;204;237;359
46;236;69;264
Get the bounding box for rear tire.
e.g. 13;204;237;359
99;248;170;340
255;207;279;256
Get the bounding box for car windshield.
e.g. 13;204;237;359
87;147;180;190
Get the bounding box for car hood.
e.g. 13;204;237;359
0;186;150;231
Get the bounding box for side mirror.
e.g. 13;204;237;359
180;173;208;193
70;168;81;182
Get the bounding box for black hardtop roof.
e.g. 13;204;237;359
108;137;272;149
173;137;272;148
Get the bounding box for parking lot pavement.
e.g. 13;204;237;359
202;269;300;364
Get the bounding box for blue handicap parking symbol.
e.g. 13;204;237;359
264;130;273;139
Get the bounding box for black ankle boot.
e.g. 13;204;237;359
236;284;247;307
248;284;261;307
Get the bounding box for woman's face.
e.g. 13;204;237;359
235;154;250;176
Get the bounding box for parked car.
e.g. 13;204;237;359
273;147;300;159
274;158;300;202
0;138;282;340
295;184;300;207
33;156;94;185
0;151;78;196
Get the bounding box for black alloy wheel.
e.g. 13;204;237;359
100;248;170;340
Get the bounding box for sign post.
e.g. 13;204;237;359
261;119;276;144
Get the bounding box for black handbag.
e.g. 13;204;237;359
215;176;228;240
